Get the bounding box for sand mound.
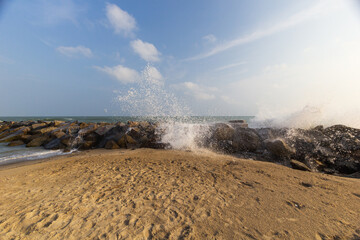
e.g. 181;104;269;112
0;149;359;239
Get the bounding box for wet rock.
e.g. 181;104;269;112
265;139;295;158
290;160;312;172
212;123;234;141
105;140;120;149
232;128;261;152
26;136;49;147
8;140;25;147
44;138;65;150
228;119;248;128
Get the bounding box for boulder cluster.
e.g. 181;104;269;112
0;120;164;152
205;122;360;175
1;119;359;176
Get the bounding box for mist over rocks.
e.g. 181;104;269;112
0;120;359;176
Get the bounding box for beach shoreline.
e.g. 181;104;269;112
0;148;359;239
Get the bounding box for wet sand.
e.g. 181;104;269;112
0;149;359;239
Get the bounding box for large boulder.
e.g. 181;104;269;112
0;127;30;142
98;125;127;148
26;136;49;147
44;138;65;150
78;124;98;136
212;123;234;141
95;125;115;136
232;128;261;152
265;139;295;159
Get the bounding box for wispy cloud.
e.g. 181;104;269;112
106;3;136;36
215;61;247;71
56;45;93;58
130;39;161;62
94;65;140;84
182;82;217;100
187;0;330;61
203;34;217;43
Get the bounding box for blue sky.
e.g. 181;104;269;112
1;0;360;123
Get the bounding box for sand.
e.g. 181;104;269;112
0;149;359;240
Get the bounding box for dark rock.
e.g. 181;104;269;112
79;141;96;150
290;160;312;172
31;122;47;130
105;140;120;149
33;127;58;135
228;119;248;128
98;125;127;148
95;125;115;136
44;138;65;150
53;131;66;139
232;128;261;152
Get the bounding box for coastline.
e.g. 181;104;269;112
0;148;359;239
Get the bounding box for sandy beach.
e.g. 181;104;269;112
0;149;359;239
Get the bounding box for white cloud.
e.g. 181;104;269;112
94;65;140;84
131;39;161;62
143;65;163;84
183;82;217;100
106;3;136;36
187;0;334;61
56;45;93;58
215;61;247;71
203;34;217;43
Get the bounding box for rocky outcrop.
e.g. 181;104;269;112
0;119;359;176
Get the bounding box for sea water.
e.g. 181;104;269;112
0;116;254;165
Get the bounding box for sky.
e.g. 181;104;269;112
1;0;360;125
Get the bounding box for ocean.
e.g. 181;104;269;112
0;116;253;166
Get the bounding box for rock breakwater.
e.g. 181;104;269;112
0;120;359;176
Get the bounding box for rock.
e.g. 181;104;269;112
265;139;295;158
8;140;25;147
53;131;66;139
78;124;98;136
26;136;49;147
95;125;115;136
98;125;127;148
228;120;248;128
31;122;47;130
79;122;88;129
67;126;80;135
105;140;120;149
139;121;150;129
232;128;261;152
334;157;360;174
44;138;65;150
0;127;30;142
127;127;142;139
290;160;312;172
128;121;139;127
53;120;65;127
0;125;10;133
33;127;58;135
84;132;99;142
79;141;96;150
212;123;234;141
61;136;73;147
